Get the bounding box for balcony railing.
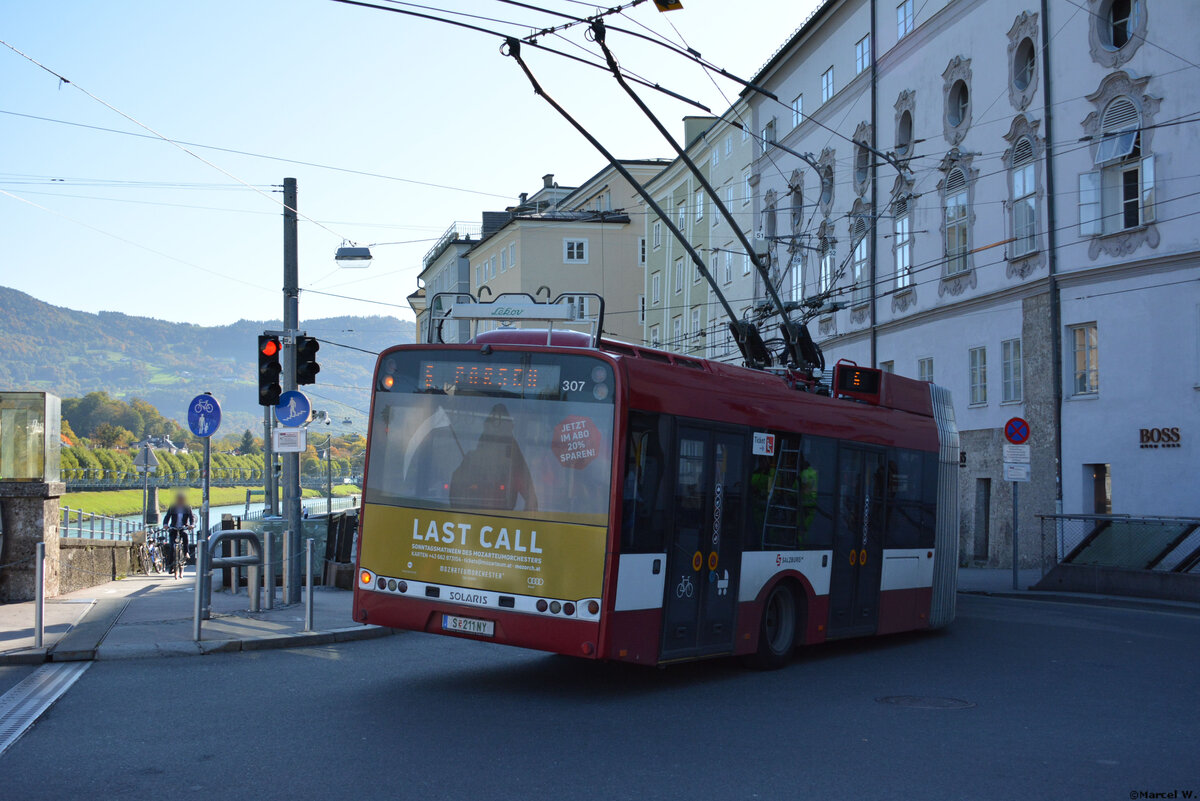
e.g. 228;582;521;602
423;221;482;268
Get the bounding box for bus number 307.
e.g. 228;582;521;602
562;380;586;392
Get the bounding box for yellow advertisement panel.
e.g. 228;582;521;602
361;503;607;600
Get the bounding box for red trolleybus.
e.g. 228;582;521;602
353;296;959;667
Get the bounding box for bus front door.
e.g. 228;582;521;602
660;427;744;661
827;446;886;638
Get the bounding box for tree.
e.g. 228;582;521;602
238;429;259;455
92;423;135;449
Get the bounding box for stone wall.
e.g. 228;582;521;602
57;538;137;596
0;482;63;602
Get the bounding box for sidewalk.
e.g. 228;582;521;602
956;567;1200;614
0;568;391;665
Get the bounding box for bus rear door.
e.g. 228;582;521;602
827;445;887;638
659;426;744;661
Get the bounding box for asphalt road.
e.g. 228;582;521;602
1;594;1197;800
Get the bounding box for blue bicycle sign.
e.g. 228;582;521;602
187;394;222;438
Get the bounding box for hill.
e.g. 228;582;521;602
0;285;414;434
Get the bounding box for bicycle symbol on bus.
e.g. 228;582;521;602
675;575;694;599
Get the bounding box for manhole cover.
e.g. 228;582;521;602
877;695;976;709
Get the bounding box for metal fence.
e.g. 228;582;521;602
1038;514;1200;574
60;507;137;541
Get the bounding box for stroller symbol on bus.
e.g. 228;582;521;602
715;570;730;596
675;575;694;599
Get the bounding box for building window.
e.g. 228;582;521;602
1104;0;1142;49
650;324;661;347
762;118;776;151
742;253;751;276
1011;138;1038;257
918;357;933;383
676;203;687;233
697;255;707;284
819;235;834;293
789;253;804;302
896;109;913;156
652;272;661;304
1012;38;1036;93
723;251;732;284
500;248;508;273
1002;338;1023;402
897;0;914;38
851;218;869;304
969;346;987;405
1080;96;1155;236
711;147;719;168
791;94;803;128
672;315;683;346
475;264;482;286
821;67;835;104
695;189;704;221
508;243;516;270
653;220;662;249
638;294;645;325
564;295;590;319
742;172;752;204
1071;323;1099;395
639;237;647;266
944;167;970;275
855;35;871;75
564;239;588;264
879;360;894;373
725;184;734;212
948;79;970;128
674;258;683;294
725;135;732;155
690;307;701;336
489;256;496;278
893;195;913;289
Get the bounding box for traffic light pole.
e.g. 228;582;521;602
282;177;302;604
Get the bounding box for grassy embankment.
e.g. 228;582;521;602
63;484;362;517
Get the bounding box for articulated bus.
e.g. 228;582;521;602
353;314;960;668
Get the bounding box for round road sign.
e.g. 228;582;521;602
1004;417;1030;445
187;394;221;438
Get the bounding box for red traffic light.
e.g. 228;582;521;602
261;339;280;357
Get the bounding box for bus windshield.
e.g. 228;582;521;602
365;350;615;525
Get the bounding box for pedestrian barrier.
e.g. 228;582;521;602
193;530;263;641
59;508;136;541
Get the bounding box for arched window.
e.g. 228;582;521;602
1012;38;1035;92
893;195;913;288
851;218;870;303
819;231;835;293
1011;137;1037;256
944;168;969;275
1081;95;1155;236
896;110;913;156
1107;0;1141;49
789;251;804;303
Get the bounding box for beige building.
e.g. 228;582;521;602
463;163;667;345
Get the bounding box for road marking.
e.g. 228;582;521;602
0;662;91;757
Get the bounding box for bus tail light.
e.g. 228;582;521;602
549;601;562;614
360;570;373;586
563;602;576;616
536;599;548;612
587;600;600;615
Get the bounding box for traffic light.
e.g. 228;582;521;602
653;0;683;10
258;335;282;406
296;336;320;385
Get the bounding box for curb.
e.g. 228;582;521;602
0;625;393;665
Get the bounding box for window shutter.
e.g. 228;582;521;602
1140;155;1156;223
1013;137;1034;166
1102;97;1139;131
946;168;966;193
1079;171;1102;236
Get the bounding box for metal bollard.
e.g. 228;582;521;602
304;538;314;632
263;530;274;610
193;540;206;641
34;542;45;649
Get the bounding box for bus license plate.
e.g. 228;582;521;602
442;614;494;637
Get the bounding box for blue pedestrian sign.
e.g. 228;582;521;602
275;390;312;428
187;394;221;438
1005;417;1030;445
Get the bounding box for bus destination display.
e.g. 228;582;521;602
419;360;561;394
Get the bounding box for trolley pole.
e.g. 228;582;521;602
263;406;275;516
282;177;302;604
1012;483;1020;591
33;542;44;649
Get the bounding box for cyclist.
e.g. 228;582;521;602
162;493;195;579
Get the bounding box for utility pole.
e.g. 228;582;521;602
282;177;302;604
324;435;333;518
262;406;275;515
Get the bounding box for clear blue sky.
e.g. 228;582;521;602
1;0;816;325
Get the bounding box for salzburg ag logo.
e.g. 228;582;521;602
776;553;782;566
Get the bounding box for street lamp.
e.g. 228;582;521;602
334;243;372;268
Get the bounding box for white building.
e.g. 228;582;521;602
647;0;1199;566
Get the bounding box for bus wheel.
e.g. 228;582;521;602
751;582;797;669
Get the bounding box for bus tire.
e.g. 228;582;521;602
750;581;797;670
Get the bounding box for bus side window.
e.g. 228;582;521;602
885;448;924;549
920;451;940;549
800;435;836;548
621;414;668;553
